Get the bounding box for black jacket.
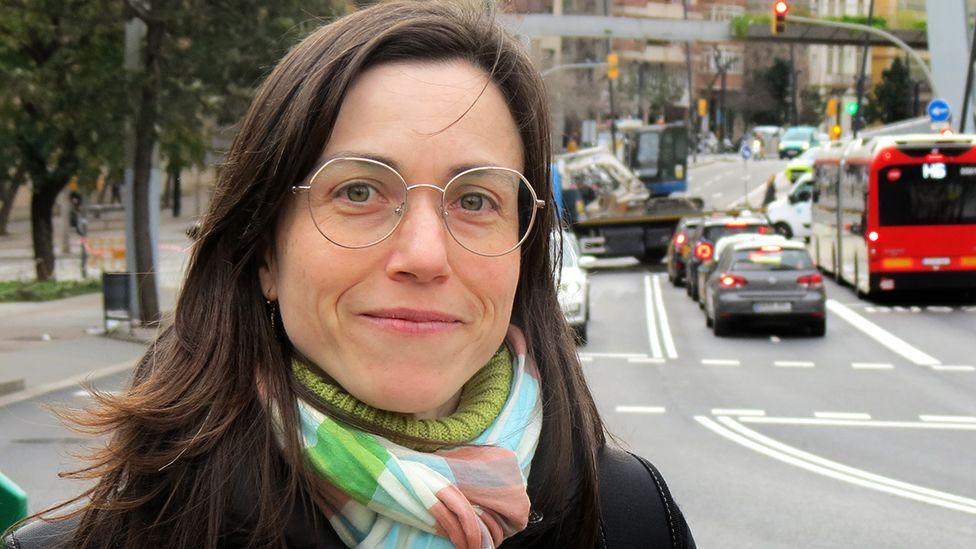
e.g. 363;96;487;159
3;446;695;548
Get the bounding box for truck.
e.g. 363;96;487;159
554;145;702;263
601;121;690;196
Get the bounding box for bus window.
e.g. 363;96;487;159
660;130;675;168
878;164;976;226
636;132;660;170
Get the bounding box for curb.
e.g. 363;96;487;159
0;360;136;409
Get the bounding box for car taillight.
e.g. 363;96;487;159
719;273;747;288
758;226;769;234
674;231;686;247
797;273;823;289
695;242;713;260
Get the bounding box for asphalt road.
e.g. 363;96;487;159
3;157;973;547
688;156;787;210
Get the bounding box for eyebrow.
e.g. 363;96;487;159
320;150;511;179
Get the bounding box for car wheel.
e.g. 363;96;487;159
809;318;826;337
713;317;730;336
574;323;588;345
773;222;793;239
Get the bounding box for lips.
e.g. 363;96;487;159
360;308;462;335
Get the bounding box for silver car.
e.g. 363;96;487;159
553;231;592;343
703;240;826;337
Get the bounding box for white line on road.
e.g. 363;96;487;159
697;416;976;515
815;412;872;420
711;408;766;417
739;416;976;430
919;415;976;424
643;275;663;359
579;352;648;359
851;362;894;370
774;360;814;368
651;275;678;359
578;356;593;363
930;365;975;372
826;299;941;366
701;358;740;366
0;360;136;409
615;405;666;414
627;357;666;364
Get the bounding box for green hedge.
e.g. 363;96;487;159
0;278;101;302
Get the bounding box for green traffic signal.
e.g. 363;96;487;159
846;101;859;115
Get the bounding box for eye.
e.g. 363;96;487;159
341;183;372;203
460;193;487;211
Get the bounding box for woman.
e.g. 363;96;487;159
4;2;694;548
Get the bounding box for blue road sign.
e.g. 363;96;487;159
927;99;951;123
739;144;752;160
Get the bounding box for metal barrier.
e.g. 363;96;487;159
0;470;28;532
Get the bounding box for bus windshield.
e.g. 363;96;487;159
878;164;976;226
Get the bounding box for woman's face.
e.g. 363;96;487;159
260;60;525;418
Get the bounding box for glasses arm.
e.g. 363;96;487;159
291;185;311;194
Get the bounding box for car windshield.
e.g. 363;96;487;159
731;248;813;271
782;128;813;141
702;224;766;242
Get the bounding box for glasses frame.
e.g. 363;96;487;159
291;156;546;257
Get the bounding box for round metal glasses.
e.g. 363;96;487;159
290;157;545;257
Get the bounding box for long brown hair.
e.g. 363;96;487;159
34;2;606;547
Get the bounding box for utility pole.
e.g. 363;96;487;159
961;10;976;133
853;0;875;137
790;44;798;125
682;0;697;162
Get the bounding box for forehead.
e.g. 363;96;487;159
321;59;524;177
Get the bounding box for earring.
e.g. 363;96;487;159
267;299;277;331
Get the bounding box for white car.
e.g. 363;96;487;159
554;231;593;343
765;173;813;240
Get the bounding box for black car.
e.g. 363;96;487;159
666;216;702;286
684;216;771;301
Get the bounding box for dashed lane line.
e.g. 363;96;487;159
615;405;666;414
699;415;976;515
930;365;976;372
774;360;814;368
701;358;740;366
826;299;941;366
851;362;894;370
815;412;872;420
919;415;976;424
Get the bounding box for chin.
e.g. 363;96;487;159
360;375;462;416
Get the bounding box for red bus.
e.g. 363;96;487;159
809;134;976;297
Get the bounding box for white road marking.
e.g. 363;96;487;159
864;306;876;313
930;365;975;372
579;352;648;359
643;275;663;359
627;357;666;364
652;275;678;359
578;356;594;363
851;362;894;370
711;408;766;417
0;361;136;409
774;360;814;368
701;358;740;366
919;415;976;424
616;405;666;414
815;412;872;420
826;299;941;366
697;416;976;515
739;416;976;430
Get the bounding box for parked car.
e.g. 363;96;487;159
765;173;814;240
696;233;789;309
778;126;820;159
554;231;593;343
703;239;826;337
784;146;818;182
684;216;772;302
666;216;703;286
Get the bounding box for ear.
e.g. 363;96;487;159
258;243;278;302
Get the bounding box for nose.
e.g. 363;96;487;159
384;187;452;283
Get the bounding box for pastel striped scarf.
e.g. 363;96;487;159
293;326;543;548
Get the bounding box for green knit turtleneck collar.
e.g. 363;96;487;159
292;346;513;449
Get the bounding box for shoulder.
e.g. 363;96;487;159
2;516;78;549
597;445;696;549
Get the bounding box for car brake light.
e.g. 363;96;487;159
695;242;713;260
797;273;823;289
674;232;686;246
758;226;769;234
719;273;747;288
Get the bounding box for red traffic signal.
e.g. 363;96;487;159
772;1;789;35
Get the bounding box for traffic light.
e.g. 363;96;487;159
771;1;789;35
829;125;842;140
846;101;859;116
697;98;708;118
826;98;838;118
607;52;619;81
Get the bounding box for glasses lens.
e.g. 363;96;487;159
306;158;406;248
443;168;536;256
